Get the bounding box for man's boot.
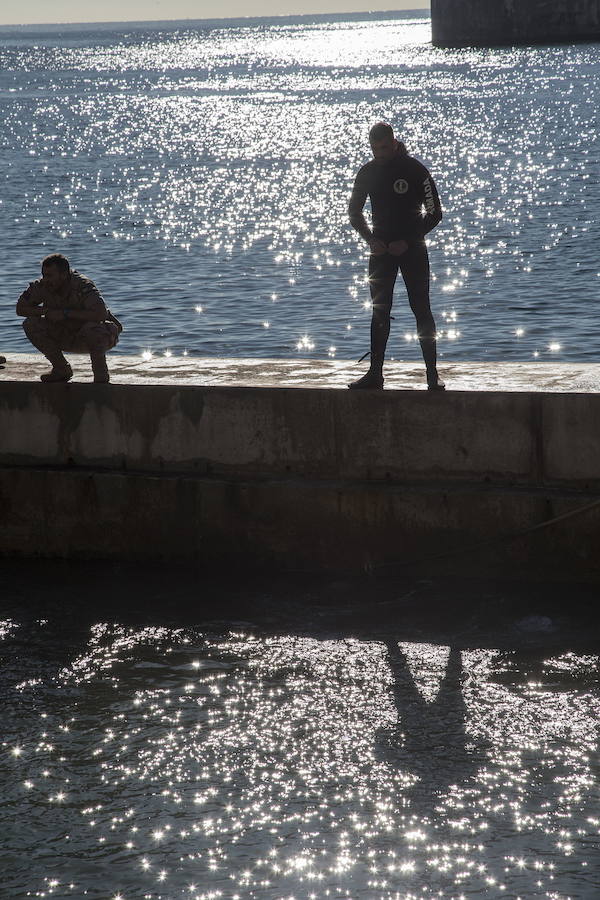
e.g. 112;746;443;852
426;367;445;392
91;351;109;384
348;368;384;390
40;353;73;383
349;314;387;391
419;334;445;392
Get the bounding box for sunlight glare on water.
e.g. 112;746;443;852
1;13;599;361
2;618;600;898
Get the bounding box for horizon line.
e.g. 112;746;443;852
0;6;430;28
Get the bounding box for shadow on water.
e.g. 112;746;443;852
2;559;600;898
374;643;489;810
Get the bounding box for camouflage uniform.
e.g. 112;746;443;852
20;270;119;380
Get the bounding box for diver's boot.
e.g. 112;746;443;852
40;353;73;383
426;368;445;392
91;351;110;384
348;368;384;391
418;334;444;392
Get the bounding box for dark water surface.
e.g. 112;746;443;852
1;562;600;899
1;12;600;363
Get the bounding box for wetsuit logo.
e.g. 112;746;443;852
393;178;408;195
423;177;435;213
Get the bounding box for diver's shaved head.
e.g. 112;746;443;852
369;122;394;143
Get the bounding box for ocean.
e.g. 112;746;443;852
2;563;600;900
1;11;599;364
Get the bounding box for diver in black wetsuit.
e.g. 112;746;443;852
348;122;445;391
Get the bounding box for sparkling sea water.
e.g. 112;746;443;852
2;566;600;900
1;11;600;364
3;17;600;900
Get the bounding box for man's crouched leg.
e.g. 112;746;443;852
22;317;73;382
75;322;119;383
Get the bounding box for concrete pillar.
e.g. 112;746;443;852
431;0;600;48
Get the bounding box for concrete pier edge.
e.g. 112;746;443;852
2;355;600;579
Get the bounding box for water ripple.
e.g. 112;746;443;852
1;13;599;362
2;618;599;898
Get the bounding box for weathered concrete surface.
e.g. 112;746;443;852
3;352;600;392
2;467;600;577
2;355;600;575
2;366;600;487
431;0;600;47
0;380;541;484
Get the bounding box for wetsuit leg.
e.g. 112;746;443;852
368;252;400;373
398;241;438;376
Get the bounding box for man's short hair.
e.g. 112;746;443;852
42;253;70;274
369;122;394;142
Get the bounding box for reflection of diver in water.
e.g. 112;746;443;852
375;641;488;805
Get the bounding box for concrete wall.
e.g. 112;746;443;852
2;382;600;575
431;0;600;47
1;381;600;488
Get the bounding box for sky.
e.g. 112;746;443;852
0;0;429;26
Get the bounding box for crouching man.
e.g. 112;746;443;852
16;253;121;383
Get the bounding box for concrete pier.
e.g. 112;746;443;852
431;0;600;47
2;354;600;578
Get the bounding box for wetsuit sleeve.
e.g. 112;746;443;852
420;168;442;235
348;169;373;242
